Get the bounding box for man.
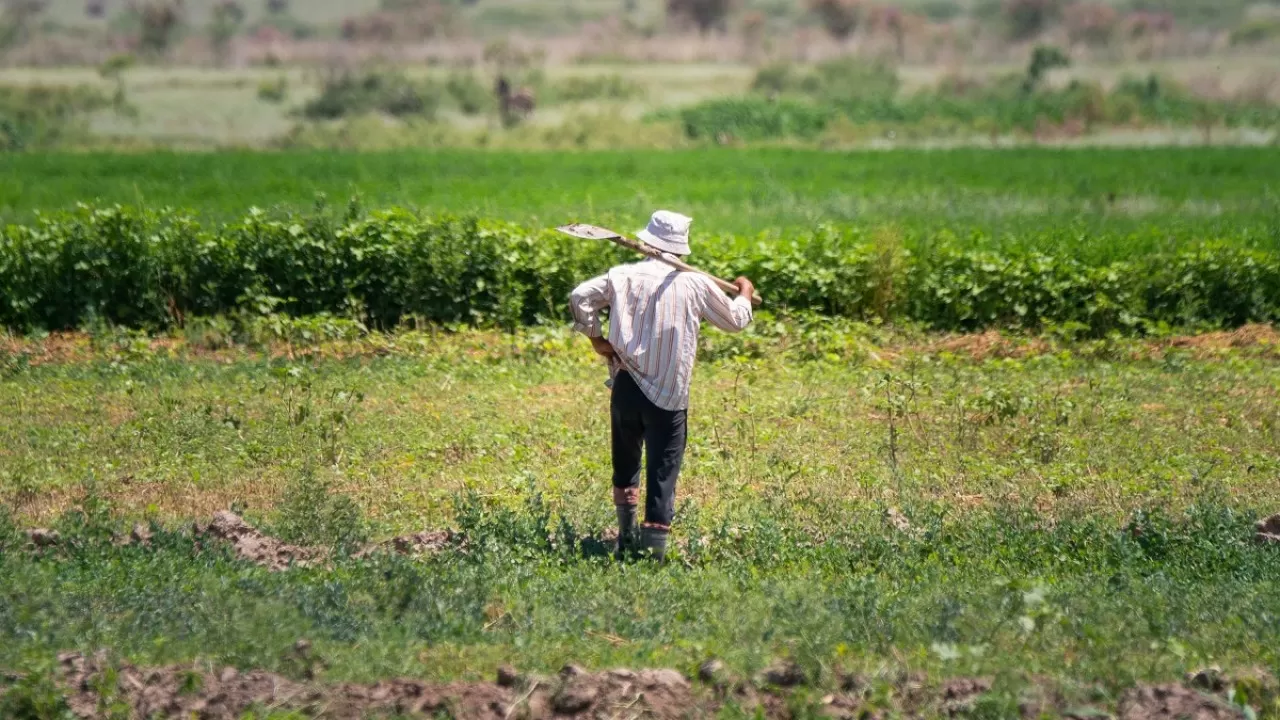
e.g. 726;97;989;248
569;210;756;562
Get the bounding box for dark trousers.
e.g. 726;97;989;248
611;371;688;528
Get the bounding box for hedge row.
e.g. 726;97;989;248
2;205;1278;335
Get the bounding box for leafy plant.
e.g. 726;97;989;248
274;466;370;554
2;204;1280;335
257;76;288;103
676;97;833;140
300;70;441;120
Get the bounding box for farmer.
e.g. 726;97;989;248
569;210;756;562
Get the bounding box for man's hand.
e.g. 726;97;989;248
590;335;616;359
733;276;755;301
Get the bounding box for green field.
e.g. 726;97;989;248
2;324;1280;717
3;144;1280;718
3;147;1279;255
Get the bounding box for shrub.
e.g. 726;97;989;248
257;76;288;103
550;74;645;103
301;70;441;120
275;466;370;554
445;71;490;115
2;205;1279;336
135;0;183;56
753;58;899;103
808;0;861;40
808;0;860;39
677;97;833;141
1230;18;1280;46
0;84;112;151
0;0;46;52
666;0;737;34
210;0;245;66
1003;0;1062;40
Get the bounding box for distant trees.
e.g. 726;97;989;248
1022;44;1069;92
131;0;183;56
0;0;47;51
808;0;861;41
1003;0;1062;41
665;0;736;35
1063;2;1117;46
210;0;244;65
341;0;455;42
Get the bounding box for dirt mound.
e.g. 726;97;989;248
353;530;454;558
194;511;328;571
1168;324;1280;353
1117;684;1244;720
51;651;700;720
1256;514;1280;545
925;331;1050;360
192;512;456;571
25;652;1273;720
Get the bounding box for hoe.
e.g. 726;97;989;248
555;223;763;306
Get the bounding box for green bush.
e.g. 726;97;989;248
300;70;441;120
1230;18;1280;46
257;76;289;103
735;65;1280;138
752;58;900;103
445;71;491;115
275;467;370;554
677;97;833;140
2;205;1279;336
549;73;645;103
0;84;113;151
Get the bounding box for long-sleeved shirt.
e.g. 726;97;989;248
569;259;753;411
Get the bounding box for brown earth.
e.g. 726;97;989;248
193;511;329;571
32;652;1266;720
1117;684;1244;720
194;511;455;570
26;511;455;571
1256;513;1280;545
28;651;1005;720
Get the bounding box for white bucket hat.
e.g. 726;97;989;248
635;210;692;256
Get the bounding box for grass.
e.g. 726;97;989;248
1;321;1279;711
2;147;1278;259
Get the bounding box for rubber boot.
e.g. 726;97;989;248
640;525;670;563
613;487;640;561
614;505;639;561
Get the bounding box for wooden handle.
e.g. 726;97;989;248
663;254;763;307
609;234;763;307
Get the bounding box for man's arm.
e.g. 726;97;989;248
569;274;609;338
700;276;755;333
570;274;617;359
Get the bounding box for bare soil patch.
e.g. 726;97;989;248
14;651;1274;719
1256;513;1280;545
1117;684;1244;720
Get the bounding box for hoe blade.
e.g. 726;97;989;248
556;223;623;241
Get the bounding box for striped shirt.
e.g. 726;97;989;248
570;259;754;411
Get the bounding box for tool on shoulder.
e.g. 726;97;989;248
555;223;763;306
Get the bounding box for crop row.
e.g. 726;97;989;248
2;204;1277;334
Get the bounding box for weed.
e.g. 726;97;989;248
274;466;370;555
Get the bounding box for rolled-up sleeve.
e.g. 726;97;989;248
569;274;610;338
700;277;753;332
